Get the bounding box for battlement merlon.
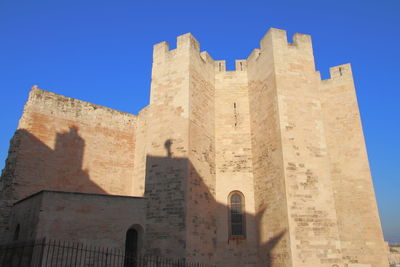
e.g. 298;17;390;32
177;33;200;52
247;48;261;62
258;27;313;53
153;33;201;61
153;41;170;59
235;60;247;71
200;51;214;64
329;63;353;79
215;60;226;72
320;63;354;85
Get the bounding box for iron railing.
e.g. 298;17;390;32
0;239;216;267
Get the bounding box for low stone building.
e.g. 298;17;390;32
389;244;400;266
0;28;389;266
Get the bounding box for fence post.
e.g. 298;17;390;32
31;238;45;267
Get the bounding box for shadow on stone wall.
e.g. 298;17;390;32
143;139;286;266
0;126;106;242
3;126;104;194
1;132;286;266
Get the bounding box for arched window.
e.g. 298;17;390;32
228;191;245;238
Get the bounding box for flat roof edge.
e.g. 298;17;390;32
14;190;145;205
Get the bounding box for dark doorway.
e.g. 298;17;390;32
125;228;138;267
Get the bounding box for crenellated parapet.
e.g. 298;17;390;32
154;33;252;75
214;59;247;72
257;28;313;55
152;33;205;64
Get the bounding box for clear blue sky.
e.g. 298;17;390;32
0;0;399;242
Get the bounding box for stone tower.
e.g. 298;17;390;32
0;28;388;267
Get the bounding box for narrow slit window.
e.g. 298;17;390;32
233;102;238;127
239;62;243;71
339;67;342;76
13;224;20;241
219;62;222;72
229;192;245;238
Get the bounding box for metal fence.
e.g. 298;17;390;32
0;239;216;267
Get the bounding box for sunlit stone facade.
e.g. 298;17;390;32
0;28;388;266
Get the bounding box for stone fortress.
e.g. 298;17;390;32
0;28;389;266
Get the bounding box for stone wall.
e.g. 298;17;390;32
132;107;149;197
0;88;137;242
186;38;217;264
6;191;43;242
142;35;192;258
214;64;259;266
247;29;292;267
143;34;217;264
268;28;343;266
9;190;146;248
320;64;388;266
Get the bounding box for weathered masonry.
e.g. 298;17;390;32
0;28;388;267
